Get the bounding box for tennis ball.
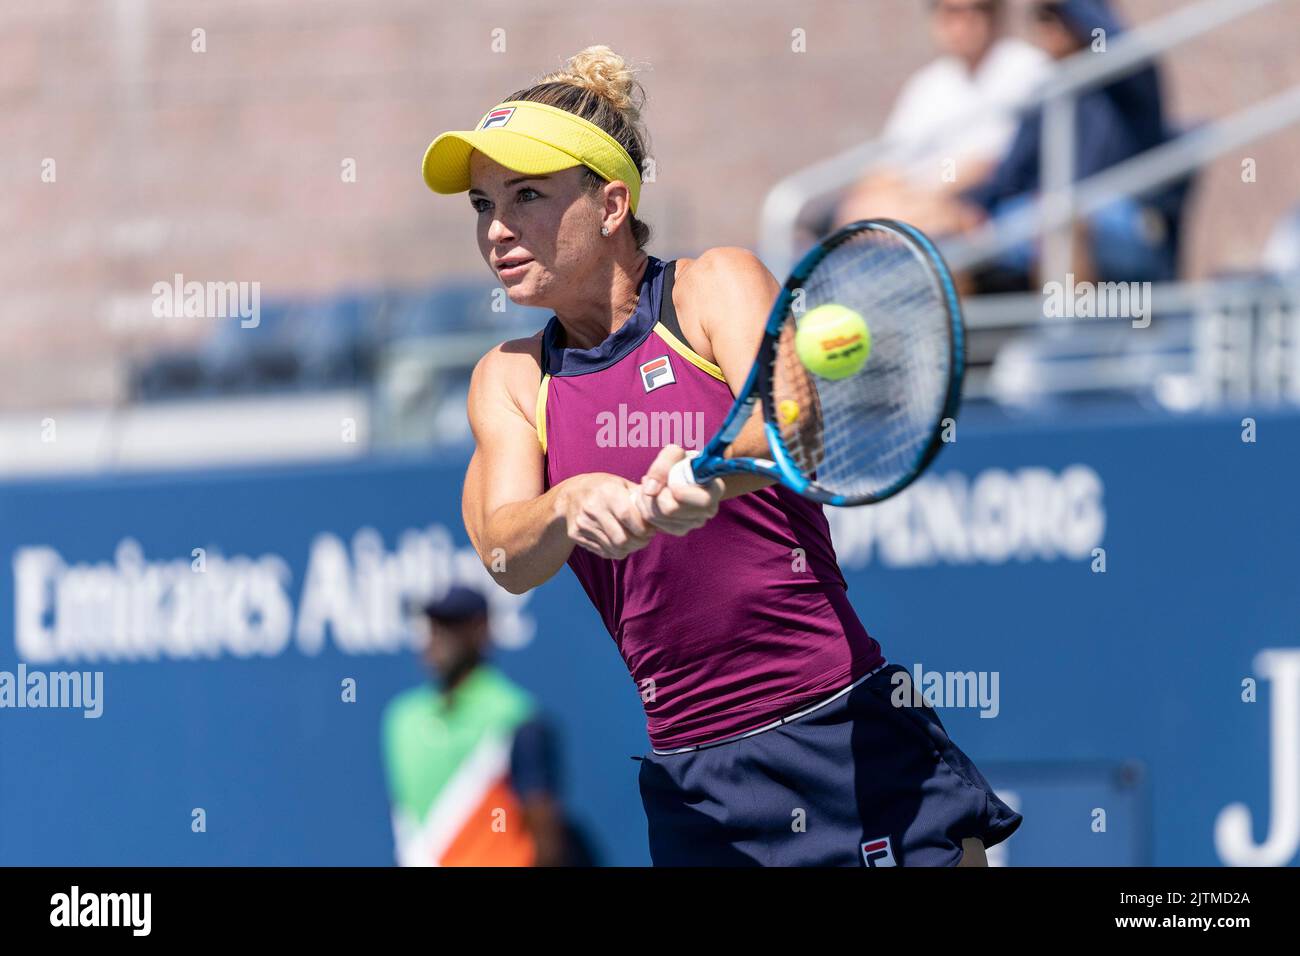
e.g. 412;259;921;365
794;304;871;380
777;399;800;424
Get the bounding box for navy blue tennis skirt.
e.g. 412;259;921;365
636;663;1022;866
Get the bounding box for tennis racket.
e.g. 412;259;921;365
668;218;964;506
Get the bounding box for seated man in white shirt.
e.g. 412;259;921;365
834;0;1049;234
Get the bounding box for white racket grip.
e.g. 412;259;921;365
667;451;703;488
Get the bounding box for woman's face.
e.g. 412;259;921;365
467;151;606;307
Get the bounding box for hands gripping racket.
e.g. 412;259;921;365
668;219;965;506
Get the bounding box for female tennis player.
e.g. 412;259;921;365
423;45;1021;867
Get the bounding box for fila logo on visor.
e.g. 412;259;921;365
640;355;676;393
480;107;516;130
861;837;897;867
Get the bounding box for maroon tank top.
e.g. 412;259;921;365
538;255;883;749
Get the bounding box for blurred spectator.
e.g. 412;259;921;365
956;0;1179;289
1263;206;1300;276
381;585;596;866
834;0;1050;232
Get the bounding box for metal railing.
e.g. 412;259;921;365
959;275;1300;407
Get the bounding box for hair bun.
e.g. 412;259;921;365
546;45;644;116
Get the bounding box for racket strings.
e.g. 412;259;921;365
771;225;953;501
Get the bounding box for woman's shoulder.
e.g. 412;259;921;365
672;246;771;300
469;330;546;421
472;330;544;378
668;248;779;366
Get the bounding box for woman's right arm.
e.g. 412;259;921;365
462;340;657;594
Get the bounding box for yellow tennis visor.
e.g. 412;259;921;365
422;99;642;215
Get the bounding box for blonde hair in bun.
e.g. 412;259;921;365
543;45;644;119
504;46;653;249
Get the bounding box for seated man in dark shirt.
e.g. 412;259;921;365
957;0;1179;289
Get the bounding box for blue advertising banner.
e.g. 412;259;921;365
1;408;1297;866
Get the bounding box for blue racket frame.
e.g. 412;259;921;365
684;219;966;506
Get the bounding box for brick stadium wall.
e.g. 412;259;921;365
1;0;1297;410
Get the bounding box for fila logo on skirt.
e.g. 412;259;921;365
861;836;897;867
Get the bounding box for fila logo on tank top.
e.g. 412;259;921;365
534;255;884;751
639;355;675;392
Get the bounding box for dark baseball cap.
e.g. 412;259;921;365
1036;0;1112;42
418;585;489;624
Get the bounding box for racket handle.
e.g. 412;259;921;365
667;452;703;488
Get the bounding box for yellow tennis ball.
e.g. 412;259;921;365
777;399;800;424
794;304;871;380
